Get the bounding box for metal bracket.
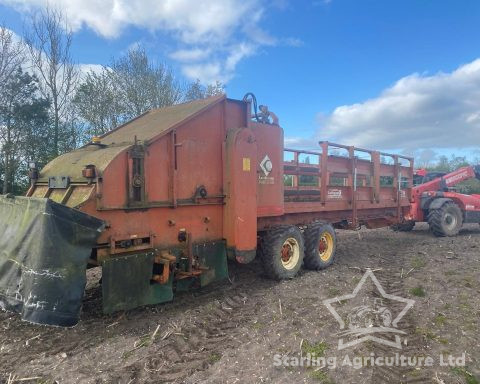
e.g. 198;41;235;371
48;176;70;189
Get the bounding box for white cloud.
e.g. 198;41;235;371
0;0;302;83
169;48;211;63
1;0;258;41
182;62;223;85
319;59;480;150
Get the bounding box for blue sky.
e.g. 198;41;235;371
1;0;480;164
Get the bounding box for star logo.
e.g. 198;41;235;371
323;269;415;350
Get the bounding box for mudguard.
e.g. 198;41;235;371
0;195;104;326
428;197;453;210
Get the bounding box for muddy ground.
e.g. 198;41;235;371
1;223;479;384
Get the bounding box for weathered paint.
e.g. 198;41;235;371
21;95;414;317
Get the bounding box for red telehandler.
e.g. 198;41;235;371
395;165;480;236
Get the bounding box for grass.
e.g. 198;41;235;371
415;327;437;341
409;286;426;297
328;287;341;297
309;369;334;383
434;314;447;327
208;353;221;363
463;275;475;288
411;255;427;269
451;367;479;384
302;340;328;357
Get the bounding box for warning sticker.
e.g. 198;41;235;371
327;189;342;199
243;157;251;171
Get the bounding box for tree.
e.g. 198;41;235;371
24;7;79;157
74;47;186;136
0;25;24;89
184;79;205;102
185;79;225;101
0;25;25;193
111;46;182;118
73;68;124;136
0;67;49;193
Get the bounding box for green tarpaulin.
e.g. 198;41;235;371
0;195;104;326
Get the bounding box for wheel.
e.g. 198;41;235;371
427;201;463;237
304;223;337;270
260;226;304;279
390;220;415;232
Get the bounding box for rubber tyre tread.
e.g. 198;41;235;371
427;201;463;237
260;226;304;280
304;223;337;270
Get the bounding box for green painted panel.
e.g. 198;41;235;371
102;252;173;314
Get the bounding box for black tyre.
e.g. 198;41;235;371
390;220;415;232
260;226;304;279
427;201;463;237
304;223;337;270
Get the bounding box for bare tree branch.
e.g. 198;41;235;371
24;7;78;156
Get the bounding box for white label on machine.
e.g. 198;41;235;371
328;189;342;199
259;175;274;185
260;155;273;176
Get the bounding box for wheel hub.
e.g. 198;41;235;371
444;213;457;230
281;238;300;270
318;232;334;262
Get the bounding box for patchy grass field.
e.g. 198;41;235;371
1;223;479;383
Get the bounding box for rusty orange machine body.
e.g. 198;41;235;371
25;95;413;313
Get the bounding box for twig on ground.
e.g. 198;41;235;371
25;334;40;346
161;330;172;340
433;372;445;384
151;324;161;341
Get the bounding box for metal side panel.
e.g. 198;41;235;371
196;241;228;287
102;252;173;314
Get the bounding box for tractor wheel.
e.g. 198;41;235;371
304;223;337;270
260;226;304;280
427;201;463;237
390;221;415;232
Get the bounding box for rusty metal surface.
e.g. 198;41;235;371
39;143;130;182
223;126;258;260
30;96;413;269
100;95;225;145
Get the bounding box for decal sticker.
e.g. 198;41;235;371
260;155;273;176
328;189;342;199
258;175;274;185
243;157;251;171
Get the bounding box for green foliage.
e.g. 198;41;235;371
0;66;50;194
73;68;123;137
309;369;334;383
301;340;328;357
409;286;426;297
451;367;479;384
425;154;480;193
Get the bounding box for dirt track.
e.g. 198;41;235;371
1;223;479;384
